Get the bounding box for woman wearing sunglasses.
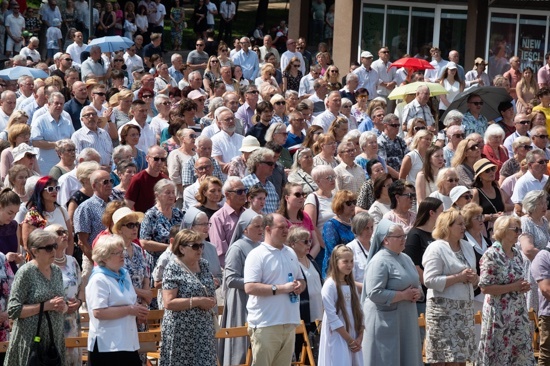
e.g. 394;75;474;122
499;136;532;185
45;224;84;366
403;118;428;148
383;179;417;234
21;176;72;255
321;189;356;278
5;229;67;365
161;229;217;365
451;137;482;188
477;216;534;365
428;167;459;210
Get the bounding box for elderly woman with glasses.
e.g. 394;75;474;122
482;124;508;182
355;131;387;179
422;209;478;365
265;122;292;169
5;229;67;365
334;141;365;194
383;179;417;234
451;137;482;188
322;190;357;278
161;229;217;366
477;216;535;365
500;136;532;184
288;148;318;195
362;219;424;366
428;167;459;210
49;139;76;180
518;190;550;314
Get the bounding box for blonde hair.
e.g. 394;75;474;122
92;234;124;267
433;208;462;240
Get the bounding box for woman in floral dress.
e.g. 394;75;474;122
477;216;535;365
46;224;83;366
170;0;186;51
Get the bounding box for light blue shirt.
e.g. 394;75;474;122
71;125;113;167
232;49;259;81
31;111;75;173
168;65;183;84
503;131;529;158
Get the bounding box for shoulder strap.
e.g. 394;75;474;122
313;193;320;224
33;302;44;342
44;311;56;342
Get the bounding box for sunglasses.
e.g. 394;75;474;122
535;135;549;139
468;144;480;151
470;101;484;106
452;134;465;139
388;124;400;128
260;161;275;166
461;194;473;200
227;188;248;195
187;134;197;139
293;64;300;67
517;120;530;125
508;227;522;234
446;178;459;183
114;59;124;62
246;90;259;94
414;126;426;132
64;58;73;62
185;243;204;250
196;44;205;47
25;153;37;159
520;145;533;150
36;243;58;252
93;92;106;97
400;193;416;199
274;101;286;106
142;94;153;98
152;157;167;162
210;60;219;63
537;159;550;165
101;178;114;185
123;222;140;229
44;186;61;193
56;229;68;236
330;70;339;73
345;200;357;206
291;192;307;198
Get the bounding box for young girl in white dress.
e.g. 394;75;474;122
318;245;364;366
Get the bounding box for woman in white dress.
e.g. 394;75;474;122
319;245;364;366
438;61;464;116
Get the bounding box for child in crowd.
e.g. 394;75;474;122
46;18;63;64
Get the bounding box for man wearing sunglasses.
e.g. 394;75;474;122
530;125;550;160
504;113;531;157
50;53;73;86
462;93;489;137
74;169;113;278
209;176;246;267
72;106;113;170
511;149;549;216
378;113;409;177
241;147;279;214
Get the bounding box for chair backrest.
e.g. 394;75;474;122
293;320;316;366
215;325;251;366
529;308;540;354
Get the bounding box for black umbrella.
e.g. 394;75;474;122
441;86;513;121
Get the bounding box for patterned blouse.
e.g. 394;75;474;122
140;206;184;259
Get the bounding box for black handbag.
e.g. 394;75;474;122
26;302;62;366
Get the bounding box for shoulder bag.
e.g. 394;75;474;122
27;302;62;366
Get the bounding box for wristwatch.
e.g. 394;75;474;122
271;285;277;295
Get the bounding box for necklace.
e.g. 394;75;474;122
54;255;66;264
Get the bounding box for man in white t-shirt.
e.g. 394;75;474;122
205;0;218;30
19;37;41;64
244;213;305;366
66;31;86;68
5;3;25;57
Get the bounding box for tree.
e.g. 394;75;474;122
256;0;269;27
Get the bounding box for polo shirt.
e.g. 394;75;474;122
211;130;244;163
313;110;346;133
511;171;548;204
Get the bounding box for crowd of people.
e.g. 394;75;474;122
1;0;550;365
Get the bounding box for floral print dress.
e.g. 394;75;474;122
477;242;535;366
58;255;82;365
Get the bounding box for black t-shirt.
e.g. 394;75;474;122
403;227;434;301
143;43;163;59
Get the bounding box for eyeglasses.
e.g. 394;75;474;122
36;243;58;252
227;188;248;195
246;90;259;94
114;59;123;62
25;153;37;159
324;175;335;182
388;124;400;128
101;178;114;185
330;70;339;73
196;164;212;171
374;114;384;118
275;131;288;136
473;215;483;221
452;134;465;139
260;161;275;166
508;227;522;234
345;200;357;206
111;250;124;256
82;112;97;118
517;120;531;125
414;126;426;132
142;94;153;98
185;243;205;250
468;144;480;151
210;60;219;63
93;92;106;97
55;229;68;236
187;134;197;139
470;101;484;106
43;186;61;193
123;222;140;229
536;159;550;165
298;239;312;245
387;234;407;240
292;64;300;67
151;157;167;162
292;192;307;198
193;222;212;227
535;135;549;139
399;193;416;199
447;178;459;183
342;148;356;154
221;49;228;52
460;194;473;200
380;50;390;54
520;145;533;150
274;101;286;106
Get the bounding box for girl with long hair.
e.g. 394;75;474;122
416;145;445;204
318;244;364;365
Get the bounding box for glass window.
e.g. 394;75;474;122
386;6;409;60
487;13;516;81
518;15;547;74
439;9;468;68
361;4;385;53
410;8;435;61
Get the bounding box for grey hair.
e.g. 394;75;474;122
359;131;378;151
93;234;125;267
382;113;398;124
89;45;101;53
54;138;75;153
530;125;547;136
76;161;101;183
446;125;464;136
29;36;39;44
154;94;169;108
193;211;209;225
484;124;505;143
79;105;96;119
351;211;373;235
171;53;182;62
0;90;15;100
522;190;547;215
246;148;275;173
526;149;545;164
311;165;335;183
154;178;176;197
342;129;361;144
214;106;232;120
28;229;58;250
291;147;312;170
17;75;32;85
337;141;354;154
208;97;224;113
188;70;202;81
285;90;298;99
443;110;464;127
287;226;311;245
112;144;132;162
195;135;212;146
12;55;26;64
341;97;353;107
346;73;358;82
265;122;286;142
222;176;242;194
78;147;100;162
48;91;65;104
25;176;40;197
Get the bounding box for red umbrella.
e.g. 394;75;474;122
390;57;434;71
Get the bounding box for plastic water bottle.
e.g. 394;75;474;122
288;273;299;303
